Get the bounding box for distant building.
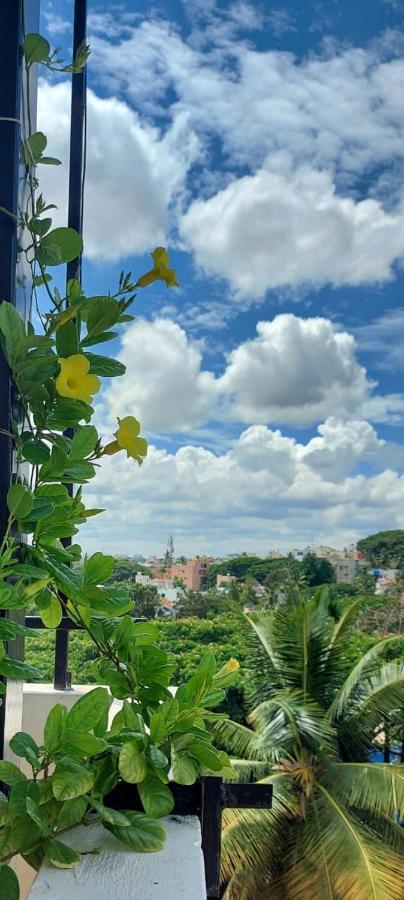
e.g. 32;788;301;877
170;557;213;591
216;574;237;588
333;558;357;584
135;572;180;605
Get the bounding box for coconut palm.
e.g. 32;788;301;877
214;592;404;899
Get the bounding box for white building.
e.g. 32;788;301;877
135;572;180;605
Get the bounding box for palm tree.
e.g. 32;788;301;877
214;592;404;899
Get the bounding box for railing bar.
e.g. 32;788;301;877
54;0;88;690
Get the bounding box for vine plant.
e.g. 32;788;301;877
0;34;238;898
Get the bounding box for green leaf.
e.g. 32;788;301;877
9;732;40;764
119;741;148;784
0;301;25;362
138;775;174;818
104;811;166;852
37;227;83;267
39;156;62;166
86;298;121;340
84;552;115;584
0;864;19;900
188;741;224;771
65;732;107;756
36;591;62;628
0;761;26;785
53;763;94;801
30;216;52;236
171;748;198;785
23;33;50;64
81;330;118;348
0;657;41;680
7;483;33;519
55;320;80;357
26;797;51;834
88;797;131;826
148;746;169;769
45;839;81;868
25;131;47;165
0;619;39;640
44;703;67;753
69;426;98;460
85;353;126;377
65;687;110;733
57;797;87;829
20;438;50;464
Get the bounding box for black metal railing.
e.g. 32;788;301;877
109;776;274;899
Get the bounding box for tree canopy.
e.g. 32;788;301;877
357;530;404;567
207;555;301;587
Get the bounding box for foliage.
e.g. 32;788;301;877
301;552;335;586
106;558;151;583
25;613;250;723
0;32;238;892
129;584;161;619
357;530;404;568
214;591;404;899
207;555;302;588
174;587;238;619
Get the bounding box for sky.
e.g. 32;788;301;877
38;0;404;558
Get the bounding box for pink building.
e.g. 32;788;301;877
216;574;237;588
170;557;213;591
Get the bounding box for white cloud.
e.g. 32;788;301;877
180;161;404;298
218;315;372;424
38;20;404;296
355;309;404;370
90;20;404;176
37;80;200;261
82;419;404;556
100;318;217;432
100;314;404;432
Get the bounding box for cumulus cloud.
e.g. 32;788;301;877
100;318;217;432
89;19;404;176
38;19;404;296
99;314;404;431
82;419;404;556
37;80;199;261
218;315;372;424
180;161;404;297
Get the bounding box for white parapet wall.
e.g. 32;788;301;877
12;684;207;900
28;818;206;900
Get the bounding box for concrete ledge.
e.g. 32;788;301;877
28;817;206;900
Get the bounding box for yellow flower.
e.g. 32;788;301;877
55;354;101;405
135;247;179;289
212;658;240;688
104;416;148;465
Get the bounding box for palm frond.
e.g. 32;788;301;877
221;774;297;898
357;661;404;722
327;597;364;651
327;636;402;721
248;689;336;756
228;759;274;782
325;761;404;818
212;717;264;760
307;782;404;899
247;613;283;680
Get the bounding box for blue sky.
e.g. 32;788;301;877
38;0;404;557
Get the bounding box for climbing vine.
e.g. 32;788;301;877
0;33;237;897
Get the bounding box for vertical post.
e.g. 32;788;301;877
0;0;39;756
54;0;87;689
201;777;223;899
